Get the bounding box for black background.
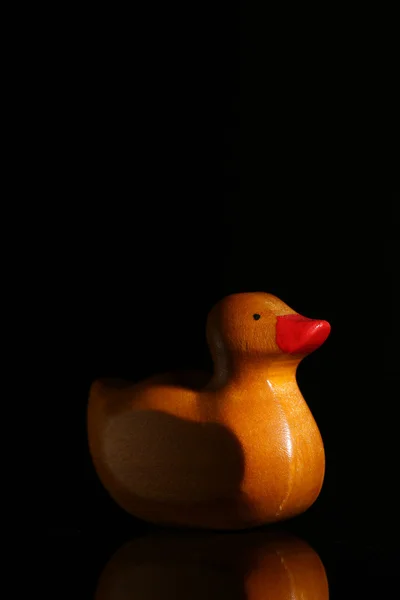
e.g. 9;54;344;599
39;6;398;597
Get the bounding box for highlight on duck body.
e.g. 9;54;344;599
87;292;331;529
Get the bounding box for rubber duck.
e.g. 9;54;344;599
95;530;329;600
88;292;331;529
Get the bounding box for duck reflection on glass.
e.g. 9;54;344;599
88;293;331;529
95;531;329;600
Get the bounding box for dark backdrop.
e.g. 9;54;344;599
40;9;398;555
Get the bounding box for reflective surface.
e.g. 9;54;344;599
95;530;328;599
46;527;399;599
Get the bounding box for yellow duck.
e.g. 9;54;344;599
88;292;331;529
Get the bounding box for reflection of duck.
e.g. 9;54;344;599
88;293;330;529
95;531;329;600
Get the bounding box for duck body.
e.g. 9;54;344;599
88;293;330;529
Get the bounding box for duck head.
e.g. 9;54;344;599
206;293;331;374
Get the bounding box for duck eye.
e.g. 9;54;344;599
253;313;261;320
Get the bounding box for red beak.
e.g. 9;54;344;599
276;314;331;355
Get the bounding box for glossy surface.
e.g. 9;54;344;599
88;292;331;528
276;314;331;354
95;531;329;600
